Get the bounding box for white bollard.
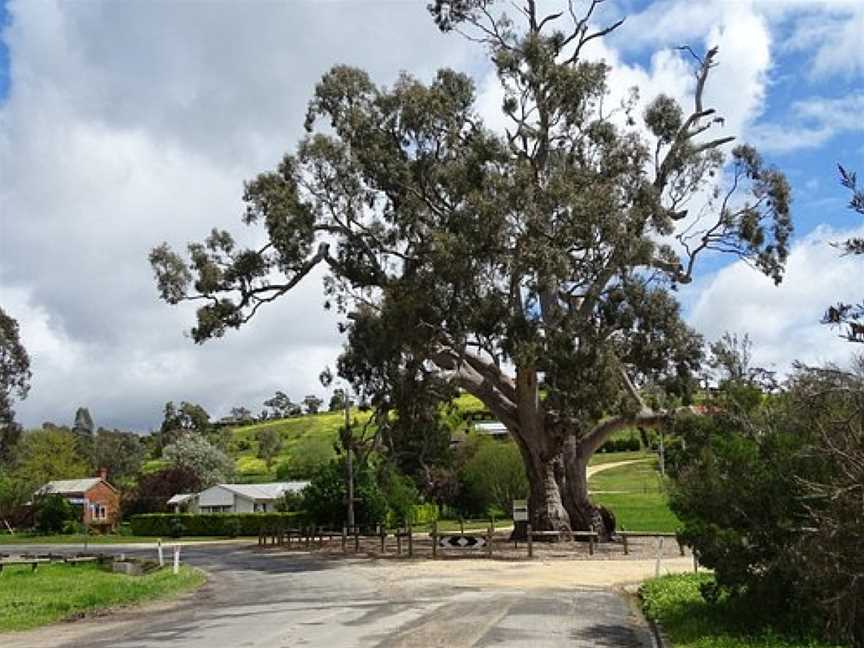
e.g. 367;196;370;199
654;537;665;577
173;544;180;575
157;539;164;567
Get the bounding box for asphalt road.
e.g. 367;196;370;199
0;543;654;648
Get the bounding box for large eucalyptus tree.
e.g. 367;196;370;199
151;0;791;536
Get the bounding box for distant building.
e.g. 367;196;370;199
167;481;309;514
473;422;510;439
35;469;120;530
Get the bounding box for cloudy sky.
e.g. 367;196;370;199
1;0;862;431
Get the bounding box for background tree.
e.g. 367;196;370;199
92;428;147;484
0;306;31;465
71;406;95;468
14;428;89;485
457;436;528;517
229;406;254;422
123;466;202;516
822;165;863;342
302;394;324;415
263;391;301;418
328;390;346;412
255;428;284;471
151;1;791;535
163;433;233;488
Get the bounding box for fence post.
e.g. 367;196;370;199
622;530;628;555
379;527;385;553
407;523;413;558
655;537;665;577
527;523;533;558
354;527;360;552
396;529;402;556
157;539;164;567
486;526;492;559
342;526;347;553
432;521;438;559
588;532;594;556
317;526;323;549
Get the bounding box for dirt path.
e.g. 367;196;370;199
586;458;651;479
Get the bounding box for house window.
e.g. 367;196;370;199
90;504;107;520
200;505;232;513
254;503;267;512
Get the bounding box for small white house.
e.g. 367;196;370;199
167;481;309;514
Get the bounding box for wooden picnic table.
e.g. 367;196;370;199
0;557;51;574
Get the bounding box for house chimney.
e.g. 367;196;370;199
98;467;108;481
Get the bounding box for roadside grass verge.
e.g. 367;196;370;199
0;562;205;633
639;574;843;648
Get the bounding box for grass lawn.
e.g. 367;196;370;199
0;562;205;633
589;457;680;533
639;574;843;648
589;449;651;465
0;534;253;545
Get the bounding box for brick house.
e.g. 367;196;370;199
35;469;121;531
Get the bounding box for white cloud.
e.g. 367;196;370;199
0;0;474;429
749;93;864;153
686;224;864;372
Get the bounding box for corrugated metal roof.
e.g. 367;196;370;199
219;481;309;501
167;493;198;505
36;478;102;495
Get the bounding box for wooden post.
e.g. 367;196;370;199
694;553;699;573
527;523;533;558
655;537;665;577
396;529;402;556
379;528;385;553
157;539;164;567
432;521;438;559
623;534;629;555
354;527;360;552
342;526;347;552
317;526;323;549
407;524;413;558
486;526;492;559
588;533;594;556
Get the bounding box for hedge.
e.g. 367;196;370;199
129;512;305;537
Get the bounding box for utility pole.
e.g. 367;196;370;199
343;387;355;529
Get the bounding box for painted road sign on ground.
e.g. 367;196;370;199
438;535;487;548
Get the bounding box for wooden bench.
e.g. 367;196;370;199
0;558;51;574
618;531;684;556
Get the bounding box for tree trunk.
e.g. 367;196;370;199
525;450;570;534
562;435;615;541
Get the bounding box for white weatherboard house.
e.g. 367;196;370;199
167;481;309;514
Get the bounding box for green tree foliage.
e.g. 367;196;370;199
0;473;32;527
823;165;864;343
458;437;528;517
34;494;76;535
275;443;332;480
150;2;791;534
0;306;31;465
263;391;301;418
669;363;863;646
93;428;147;484
71;406;96;468
302;394;324;415
301;458;387;528
328;390;346;412
255;428;284;470
14;428;90;486
123;466;202;516
163;434;233;488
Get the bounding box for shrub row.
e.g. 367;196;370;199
597;436;641;453
129;512;305;537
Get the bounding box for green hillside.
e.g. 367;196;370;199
214;392;643;483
